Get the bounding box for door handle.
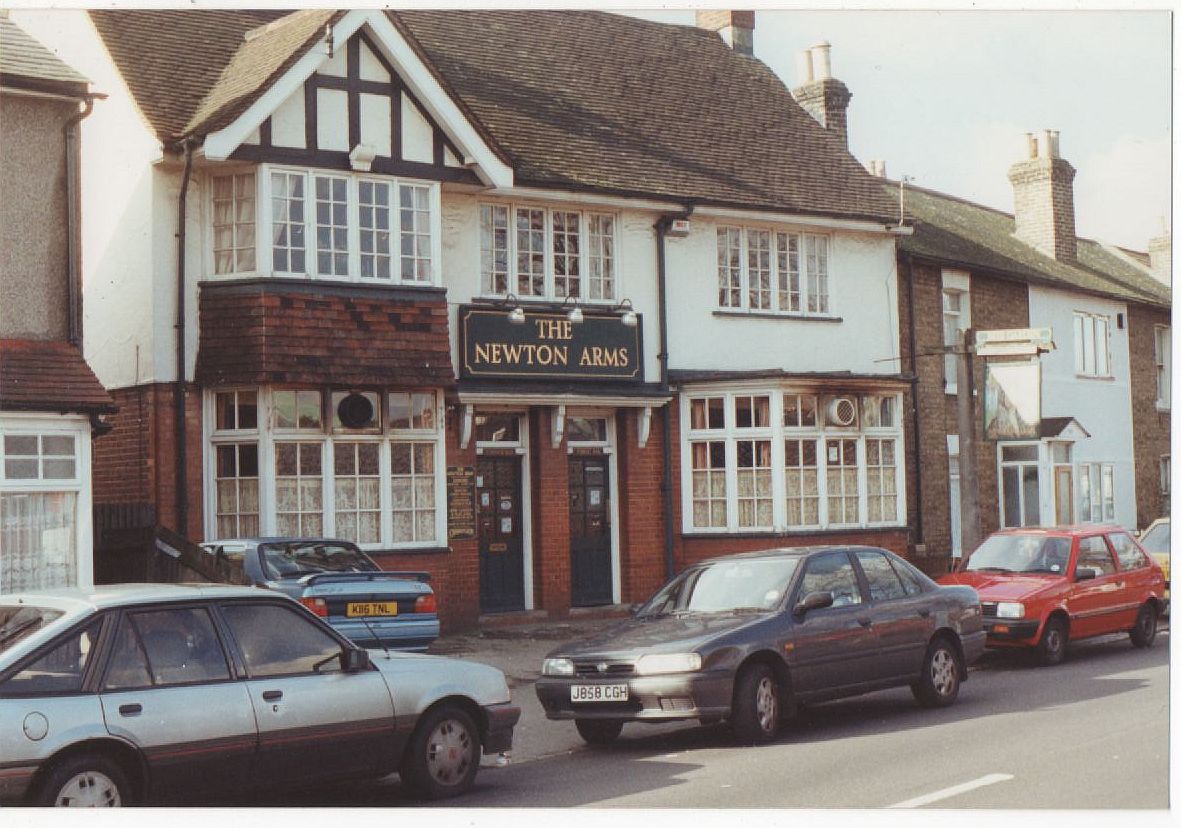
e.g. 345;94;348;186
118;703;142;717
262;690;283;702
857;617;873;628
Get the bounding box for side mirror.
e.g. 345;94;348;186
793;590;835;617
1074;567;1096;582
342;647;372;672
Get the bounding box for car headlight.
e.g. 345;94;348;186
996;602;1025;619
634;653;702;675
542;658;574;677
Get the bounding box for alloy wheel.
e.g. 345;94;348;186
425;717;475;788
54;772;121;807
930;647;956;697
755;675;778;732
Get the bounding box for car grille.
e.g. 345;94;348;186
981;602;998;618
573;661;635;677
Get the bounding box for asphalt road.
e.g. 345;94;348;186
288;626;1169;809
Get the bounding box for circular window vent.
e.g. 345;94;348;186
826;396;858;427
337;392;376;429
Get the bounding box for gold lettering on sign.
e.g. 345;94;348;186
474;342;570;367
535;318;574;340
578;346;629;368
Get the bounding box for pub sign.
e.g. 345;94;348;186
459;305;643;381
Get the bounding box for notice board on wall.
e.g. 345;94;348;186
446;465;476;540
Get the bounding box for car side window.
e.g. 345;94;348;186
0;620;102;696
1108;532;1149;570
855;551;907;602
888;557;925;596
1077;536;1117;577
121;608;231;687
103;617;153;690
221;603;343;677
799;552;862;608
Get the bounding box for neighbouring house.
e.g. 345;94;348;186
0;13;114;592
13;8;914;630
878;131;1170;569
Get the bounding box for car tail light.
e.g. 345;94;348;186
300;597;328;617
415;594;437;614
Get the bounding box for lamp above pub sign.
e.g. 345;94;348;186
459;305;643;381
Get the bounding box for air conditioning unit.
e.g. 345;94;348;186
825;396;858;428
336;391;379;430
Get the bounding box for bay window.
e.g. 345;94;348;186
206;388;444;549
683;390;902;533
208;166;439;284
479;203;617;301
716;227;830;315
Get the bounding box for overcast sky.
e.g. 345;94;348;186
630;8;1171;252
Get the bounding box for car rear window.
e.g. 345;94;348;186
0;605;64;657
260;542;380;579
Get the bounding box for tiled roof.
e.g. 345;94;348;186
0;14;89;94
0;340;115;414
88;9;896;223
893;182;1171;309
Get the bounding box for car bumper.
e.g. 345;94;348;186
960;629;987;668
535;670;732;722
328;615;440;652
481;702;521;754
982;617;1041;644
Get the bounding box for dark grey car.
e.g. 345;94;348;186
536;546;985;746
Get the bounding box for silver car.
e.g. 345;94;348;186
0;584;518;806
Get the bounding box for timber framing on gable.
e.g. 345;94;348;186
231;30;478;184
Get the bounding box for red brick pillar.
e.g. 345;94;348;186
531;407;571;618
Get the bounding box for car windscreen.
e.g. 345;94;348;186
1140;523;1170;554
966;534;1072;575
638;558;800;616
0;605;65;657
259;542;381;579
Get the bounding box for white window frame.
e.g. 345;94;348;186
210;170;258;276
714;226;833;317
941;269;971;394
1077;461;1116;524
210;165;442;285
203;387;446;551
679;388;904;534
477;202;619;303
1072;311;1111;378
1154;324;1171;410
0;414;94;590
1161;455;1171;498
997;441;1042;528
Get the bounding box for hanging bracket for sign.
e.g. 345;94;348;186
974;327;1055;357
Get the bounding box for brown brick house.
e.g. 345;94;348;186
0;14;114;591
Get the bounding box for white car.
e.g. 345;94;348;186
0;584;518;806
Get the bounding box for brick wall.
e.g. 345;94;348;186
530;407;573;617
1127;303;1171;527
93;382;204;537
898;259;1030;567
1009;157;1077;262
616;408;671;605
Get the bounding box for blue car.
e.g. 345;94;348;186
201;538;439;651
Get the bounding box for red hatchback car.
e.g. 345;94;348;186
941;526;1167;665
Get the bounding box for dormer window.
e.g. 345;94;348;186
208;166;440;285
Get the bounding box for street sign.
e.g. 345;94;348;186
975;327;1054;357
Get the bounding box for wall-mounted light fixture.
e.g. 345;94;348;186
499;293;526;325
562;295;584;324
349;143;377;172
616;298;638;327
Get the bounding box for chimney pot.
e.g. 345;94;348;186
797;50;814;85
791;40;852;149
696;10;755;56
1009;129;1077;262
811;41;832;79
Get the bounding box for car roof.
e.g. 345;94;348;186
991;525;1128;537
695;545;893;566
0;583;275;613
208;537;358;549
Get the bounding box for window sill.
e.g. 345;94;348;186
1156;402;1171;413
366;546;452;556
474;295;619;309
712;310;843;323
1073;373;1116;382
681;525;906;540
200;275;446;299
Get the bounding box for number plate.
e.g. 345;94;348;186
346;602;398;617
570;684;629;703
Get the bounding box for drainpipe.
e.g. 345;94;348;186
654;208;691;580
174;139;196;536
902;251;925;547
63;95;96;347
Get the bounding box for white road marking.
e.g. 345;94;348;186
888;773;1014;808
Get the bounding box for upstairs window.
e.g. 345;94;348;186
715;227;830;315
1072;312;1111;378
1154;325;1171;409
210;167;439;284
479;204;617;301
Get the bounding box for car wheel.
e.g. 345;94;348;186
911;637;961;708
731;663;780;745
35;753;130;807
1130;603;1158;648
574;718;623;746
400;705;480;800
1037;616;1068;666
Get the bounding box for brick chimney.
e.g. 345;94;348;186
1008;130;1077;262
696;10;754;56
1148;218;1171;285
792;42;852;148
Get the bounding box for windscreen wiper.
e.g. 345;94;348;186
0;616;39;646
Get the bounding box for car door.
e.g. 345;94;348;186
853;550;934;683
786;551;878;698
1068;535;1125;638
1106;531;1155;626
98;605;256;802
217;600;398;784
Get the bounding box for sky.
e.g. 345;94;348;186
629;7;1171;252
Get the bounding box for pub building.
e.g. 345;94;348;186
28;8;913;630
